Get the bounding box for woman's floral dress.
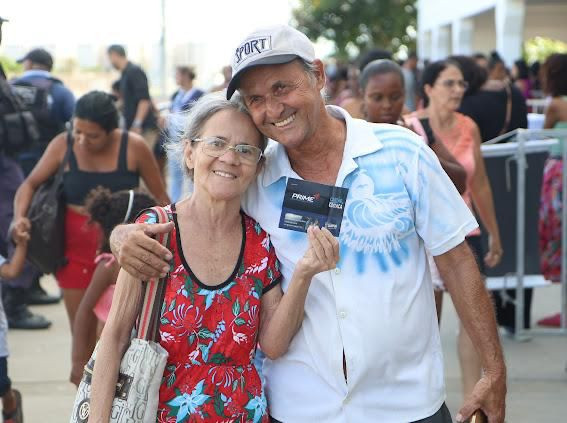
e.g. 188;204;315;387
137;204;281;422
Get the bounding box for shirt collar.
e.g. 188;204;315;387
21;69;52;79
261;105;383;187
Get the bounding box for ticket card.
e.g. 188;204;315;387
279;178;349;237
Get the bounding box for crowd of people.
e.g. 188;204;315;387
0;14;566;423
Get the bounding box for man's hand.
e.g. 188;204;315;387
9;217;31;242
456;370;506;423
110;222;173;280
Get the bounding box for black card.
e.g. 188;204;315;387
279;178;349;237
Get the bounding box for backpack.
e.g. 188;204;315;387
0;76;40;155
11;77;65;148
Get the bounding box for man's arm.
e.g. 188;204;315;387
130;67;153;133
434;241;506;423
110;223;172;280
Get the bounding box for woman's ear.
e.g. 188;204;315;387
255;156;266;177
183;139;195;174
423;83;433;100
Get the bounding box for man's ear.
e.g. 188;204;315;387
312;59;326;91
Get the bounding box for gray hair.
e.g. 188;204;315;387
165;91;268;179
359;59;405;93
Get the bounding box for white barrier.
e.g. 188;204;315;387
481;129;567;340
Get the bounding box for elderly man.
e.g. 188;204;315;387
110;25;506;423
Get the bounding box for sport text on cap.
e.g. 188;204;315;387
226;25;315;99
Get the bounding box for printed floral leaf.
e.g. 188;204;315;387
232;379;238;392
167;372;176;388
168;298;176;312
254;279;263;295
234;317;246;326
198;328;214;339
223;290;232;301
209;353;230;364
254;222;262;235
232;299;240;316
213;392;226;417
161;300;166;317
244;301;250;312
166;364;176;372
188;334;195;345
160;317;170;325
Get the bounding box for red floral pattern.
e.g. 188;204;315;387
136;205;281;422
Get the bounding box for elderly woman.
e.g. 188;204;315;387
89;93;339;422
412;60;503;398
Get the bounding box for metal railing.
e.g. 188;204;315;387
480;128;567;340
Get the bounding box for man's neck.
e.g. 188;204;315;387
286;108;347;185
117;60;129;72
180;81;193;91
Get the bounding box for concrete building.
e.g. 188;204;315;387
417;0;567;65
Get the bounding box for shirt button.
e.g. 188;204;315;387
339;311;347;319
334;267;341;275
82;268;87;274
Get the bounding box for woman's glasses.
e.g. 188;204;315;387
192;136;263;164
437;79;469;90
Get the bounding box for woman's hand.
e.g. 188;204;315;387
296;226;340;279
70;361;84;387
484;235;503;268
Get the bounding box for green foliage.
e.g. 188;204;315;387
524;37;567;64
0;55;22;77
292;0;417;60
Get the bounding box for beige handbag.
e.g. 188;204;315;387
70;206;171;423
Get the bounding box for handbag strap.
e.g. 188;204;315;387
51;129;73;193
498;83;513;136
136;206;171;341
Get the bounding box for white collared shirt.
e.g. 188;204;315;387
242;106;478;422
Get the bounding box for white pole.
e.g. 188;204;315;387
160;0;167;98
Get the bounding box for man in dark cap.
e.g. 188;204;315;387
12;47;74;174
3;48;75;328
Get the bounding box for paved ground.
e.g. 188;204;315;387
7;276;567;422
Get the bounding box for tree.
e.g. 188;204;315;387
292;0;417;60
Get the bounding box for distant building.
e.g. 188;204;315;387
417;0;567;64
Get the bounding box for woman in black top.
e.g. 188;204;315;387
450;55;528;142
11;91;169;346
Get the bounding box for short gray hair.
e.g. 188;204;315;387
165;91;268;179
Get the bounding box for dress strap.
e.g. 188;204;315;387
67;132;78;171
118;130;129;171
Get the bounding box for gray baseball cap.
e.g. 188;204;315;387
226;25;315;99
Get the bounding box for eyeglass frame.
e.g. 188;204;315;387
436;79;469;90
191;136;264;164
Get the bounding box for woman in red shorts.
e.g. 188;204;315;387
12;91;169;344
89;93;339;422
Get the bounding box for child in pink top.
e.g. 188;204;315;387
70;188;155;386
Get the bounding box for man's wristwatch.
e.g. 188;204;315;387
132;119;143;129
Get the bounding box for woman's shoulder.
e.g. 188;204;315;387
456;112;477;129
242;213;268;238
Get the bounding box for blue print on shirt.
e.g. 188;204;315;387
337;130;431;274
